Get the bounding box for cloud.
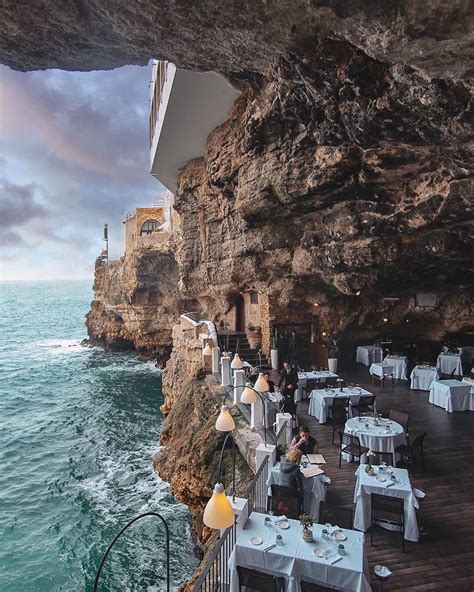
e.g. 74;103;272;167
0;63;166;280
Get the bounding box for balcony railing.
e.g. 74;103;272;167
149;61;169;147
193;455;269;591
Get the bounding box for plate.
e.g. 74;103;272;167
335;532;347;541
278;521;290;530
376;475;386;482
313;548;326;558
251;537;263;545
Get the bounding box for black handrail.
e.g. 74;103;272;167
93;511;170;592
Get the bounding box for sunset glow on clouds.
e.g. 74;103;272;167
0;64;165;280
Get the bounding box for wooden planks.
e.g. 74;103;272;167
296;368;474;591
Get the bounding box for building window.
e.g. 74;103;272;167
140;219;161;236
250;291;259;304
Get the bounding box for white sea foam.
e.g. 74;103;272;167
36;339;88;355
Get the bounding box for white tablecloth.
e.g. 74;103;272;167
429;379;473;412
295;371;339;402
383;356;408;380
356;346;383;366
344;417;406;464
436;354;462;375
309;387;373;424
353;465;419;542
267;462;328;520
410;366;440;391
229;512;372;592
369;362;394;379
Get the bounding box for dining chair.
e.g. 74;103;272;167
370;493;405;552
372;450;393;466
300;580;337;591
325;377;339;388
395;432;427;477
267;495;301;520
338;431;369;468
270;484;303;517
318;501;353;530
236;565;285;592
329;398;349;444
350;395;375;417
389;410;410;445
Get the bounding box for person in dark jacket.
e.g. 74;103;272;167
278;448;304;492
290;426;319;455
263;372;275;393
278;361;299;415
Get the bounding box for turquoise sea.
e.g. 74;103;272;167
0;281;198;591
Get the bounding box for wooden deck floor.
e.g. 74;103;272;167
296;367;474;592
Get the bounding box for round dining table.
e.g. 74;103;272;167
344;417;406;465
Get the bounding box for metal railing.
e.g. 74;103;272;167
193;456;269;592
275;419;290;449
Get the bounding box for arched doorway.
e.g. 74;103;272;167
235;294;246;332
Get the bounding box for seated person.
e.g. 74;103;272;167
263;371;275;393
290;426;319;455
279;448;304;492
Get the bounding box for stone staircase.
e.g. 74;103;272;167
220;331;270;368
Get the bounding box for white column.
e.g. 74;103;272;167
221;356;231;387
211;346;220;373
250;395;265;430
221;497;249;538
271;349;279;370
328;358;338;373
233;369;245;404
276;412;293;448
256;443;277;470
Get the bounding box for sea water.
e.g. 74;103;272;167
0;281;198;591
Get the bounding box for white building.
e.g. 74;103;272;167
148;60;240;194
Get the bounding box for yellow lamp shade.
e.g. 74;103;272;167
203;483;235;529
254;373;269;393
202;343;212;356
215;405;235;432
241;385;257;404
230;353;243;369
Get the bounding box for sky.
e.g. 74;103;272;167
0;63;165;281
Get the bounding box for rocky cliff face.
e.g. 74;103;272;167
174;41;473;341
86;235;180;362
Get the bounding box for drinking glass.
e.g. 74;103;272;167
276;534;284;546
338;544;346;556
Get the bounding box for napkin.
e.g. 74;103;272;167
382;481;395;488
327;554;343;565
274;515;288;524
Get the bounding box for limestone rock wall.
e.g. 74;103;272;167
85;235;181;362
174;42;473;342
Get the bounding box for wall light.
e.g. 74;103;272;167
215;405;235;432
230;353;243;370
203;483;235;529
202;343;212;356
383;317;388;323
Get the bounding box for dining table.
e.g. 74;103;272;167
368;362;395;379
353;464;419;542
356;346;383;367
309;386;374;424
429;379;473;412
410;365;440;391
295;370;339;402
436;353;463;375
266;461;329;520
344;417;406;465
228;512;372;592
383;355;408;380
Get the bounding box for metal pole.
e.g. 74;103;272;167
93;511;170;592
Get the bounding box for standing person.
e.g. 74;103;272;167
277;332;288;368
288;330;300;366
278;360;299;415
290;426;319;454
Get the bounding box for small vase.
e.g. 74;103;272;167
302;526;313;542
365;464;374;476
373;419;379;426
